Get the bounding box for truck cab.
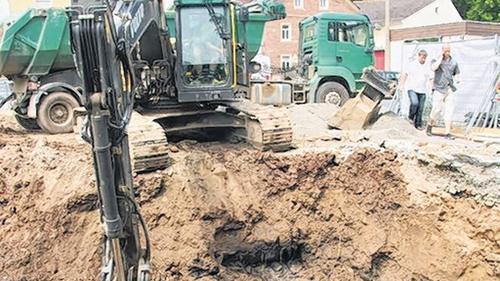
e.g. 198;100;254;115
299;12;374;105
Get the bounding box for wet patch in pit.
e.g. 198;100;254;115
211;219;305;274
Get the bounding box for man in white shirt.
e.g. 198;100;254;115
399;49;432;130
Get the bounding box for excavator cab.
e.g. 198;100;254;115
175;0;238;102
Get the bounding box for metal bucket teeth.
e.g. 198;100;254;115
128;113;169;173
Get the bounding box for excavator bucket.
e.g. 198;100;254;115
328;68;396;130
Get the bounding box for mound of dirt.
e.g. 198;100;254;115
288;104;340;143
0;111;499;281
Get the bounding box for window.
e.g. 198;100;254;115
281;55;291;70
328;21;369;47
328;23;335;41
320;0;329;10
180;7;230;86
294;0;304;9
281;24;291;41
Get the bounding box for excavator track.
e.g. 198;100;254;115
228;100;293;152
128;112;170;173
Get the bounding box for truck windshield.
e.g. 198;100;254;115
328;21;369;47
180;6;230;86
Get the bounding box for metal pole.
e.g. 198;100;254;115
385;0;391;70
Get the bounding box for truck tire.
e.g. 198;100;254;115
37;91;79;134
316;82;349;106
15;114;41;130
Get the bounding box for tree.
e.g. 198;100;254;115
452;0;470;18
466;0;500;22
452;0;500;22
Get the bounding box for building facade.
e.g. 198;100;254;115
354;0;463;69
257;0;359;74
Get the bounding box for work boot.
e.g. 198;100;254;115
426;125;433;136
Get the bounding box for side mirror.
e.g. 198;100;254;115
239;7;249;23
365;37;375;53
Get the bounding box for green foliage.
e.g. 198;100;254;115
466;0;500;22
452;0;500;22
452;0;470;18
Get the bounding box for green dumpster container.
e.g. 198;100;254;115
0;8;74;77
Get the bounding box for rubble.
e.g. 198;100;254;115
0;108;499;280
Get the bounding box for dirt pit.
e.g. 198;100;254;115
0;110;499;281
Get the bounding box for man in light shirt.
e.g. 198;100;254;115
427;43;460;139
399;49;432;130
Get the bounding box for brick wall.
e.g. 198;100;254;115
258;0;358;72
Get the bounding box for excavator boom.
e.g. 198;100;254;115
68;0;172;279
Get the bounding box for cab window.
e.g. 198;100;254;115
328;21;369;47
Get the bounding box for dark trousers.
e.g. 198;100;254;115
408;90;426;128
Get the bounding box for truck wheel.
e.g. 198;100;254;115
37;92;79;134
15;114;41;130
316;82;349;106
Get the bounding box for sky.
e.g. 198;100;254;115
0;0;9;25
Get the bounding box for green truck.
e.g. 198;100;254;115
0;6;375;133
294;12;375;105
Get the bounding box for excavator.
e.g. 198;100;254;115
67;0;290;279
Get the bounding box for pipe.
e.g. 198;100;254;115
90;110;123;238
231;3;237;88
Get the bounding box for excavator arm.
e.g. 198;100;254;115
67;0;173;279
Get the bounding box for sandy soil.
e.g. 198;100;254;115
0;109;499;281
